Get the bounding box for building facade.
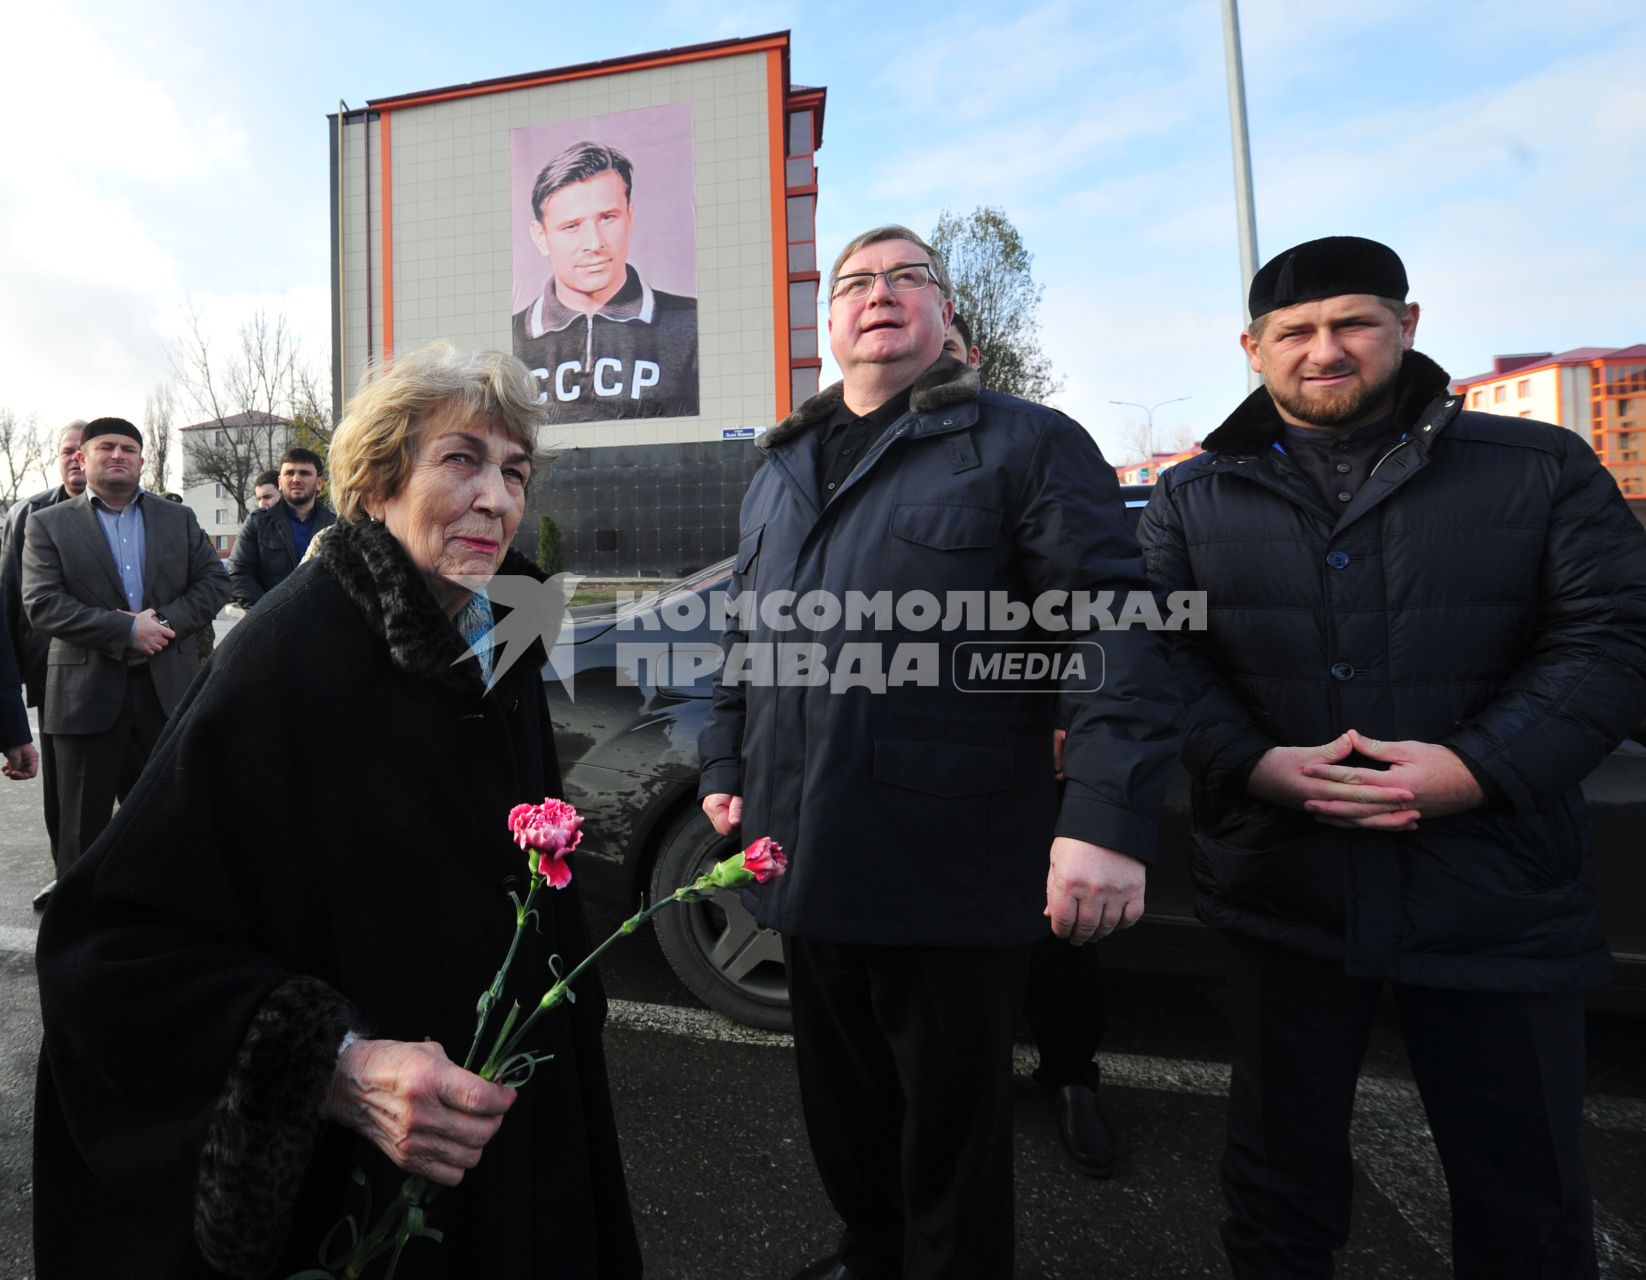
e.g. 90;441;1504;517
179;410;293;557
1114;445;1202;486
330;33;826;576
1453;346;1646;496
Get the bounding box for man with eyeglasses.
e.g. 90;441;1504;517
699;225;1179;1280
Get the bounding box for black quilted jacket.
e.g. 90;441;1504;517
1140;352;1646;992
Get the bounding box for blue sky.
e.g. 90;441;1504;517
2;0;1641;471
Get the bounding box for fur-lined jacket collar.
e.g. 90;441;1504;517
313;516;545;694
762;355;982;449
1202;350;1459;456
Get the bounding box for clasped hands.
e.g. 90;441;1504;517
1248;728;1485;831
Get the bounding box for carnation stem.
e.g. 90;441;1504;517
480;885;701;1078
340;1176;428;1279
462;878;541;1071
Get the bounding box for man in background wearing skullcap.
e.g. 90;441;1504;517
21;417;228;870
1140;235;1646;1278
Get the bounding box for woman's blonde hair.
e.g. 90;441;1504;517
328;342;545;523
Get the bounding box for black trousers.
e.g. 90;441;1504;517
38;728;61;871
1025;933;1106;1087
51;667;167;872
1220;933;1596;1280
785;936;1031;1280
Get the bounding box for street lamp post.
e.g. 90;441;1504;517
1110;396;1192;461
1221;0;1263;391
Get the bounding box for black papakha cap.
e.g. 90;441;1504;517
80;417;143;447
1248;236;1408;320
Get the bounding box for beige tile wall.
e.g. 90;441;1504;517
336;51;779;448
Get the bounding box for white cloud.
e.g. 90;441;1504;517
0;2;255;423
0;7;245;183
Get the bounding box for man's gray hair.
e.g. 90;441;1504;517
828;225;953;301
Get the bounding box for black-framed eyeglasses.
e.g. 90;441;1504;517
830;263;938;302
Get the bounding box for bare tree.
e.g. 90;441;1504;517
930;206;1063;403
143;383;176;494
287;364;336;465
0;408;48;512
172;303;325;520
1115;418;1197;467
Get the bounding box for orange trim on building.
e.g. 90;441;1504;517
767;48;792;421
379;111;394;361
370;35;790;111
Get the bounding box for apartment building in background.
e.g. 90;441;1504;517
179;411;293;556
1114;445;1202;486
1452;346;1646;496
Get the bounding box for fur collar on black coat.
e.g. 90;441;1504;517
762;354;982;449
313;516;548;695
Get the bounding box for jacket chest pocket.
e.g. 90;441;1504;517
735;524;764;581
888;503;1001;551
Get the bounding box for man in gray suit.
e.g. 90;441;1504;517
22;417;229;870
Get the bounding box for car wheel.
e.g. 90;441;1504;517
649;808;792;1032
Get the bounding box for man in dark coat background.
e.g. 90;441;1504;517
1140;235;1646;1279
2;419;85;902
0;608;37;782
228;446;337;606
699;225;1180;1280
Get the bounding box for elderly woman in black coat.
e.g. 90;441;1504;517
34;343;641;1279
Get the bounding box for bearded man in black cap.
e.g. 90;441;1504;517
1140;236;1646;1278
21;417;228;870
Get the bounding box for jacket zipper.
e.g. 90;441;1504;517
1368;438;1412;481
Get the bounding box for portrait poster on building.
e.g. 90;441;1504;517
510;103;699;422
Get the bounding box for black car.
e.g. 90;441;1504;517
545;489;1646;1029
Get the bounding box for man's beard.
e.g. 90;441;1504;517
1270;360;1401;428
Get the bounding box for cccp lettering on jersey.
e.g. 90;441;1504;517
531;359;664;404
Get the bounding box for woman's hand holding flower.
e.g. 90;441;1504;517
320;1039;516;1187
297;805;785;1279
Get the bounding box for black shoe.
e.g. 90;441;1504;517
32;880;56;911
792;1259;858;1280
1055;1078;1119;1177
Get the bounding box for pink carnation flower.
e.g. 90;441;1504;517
741;836;787;883
508;799;583;889
538;849;574;889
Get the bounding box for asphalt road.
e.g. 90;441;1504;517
2;698;1644;1279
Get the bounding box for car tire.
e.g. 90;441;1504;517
649;807;793;1032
